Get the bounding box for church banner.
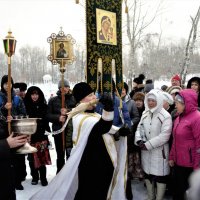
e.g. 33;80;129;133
86;1;123;94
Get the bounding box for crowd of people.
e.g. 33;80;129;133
0;73;200;200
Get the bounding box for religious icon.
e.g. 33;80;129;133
47;29;76;65
56;42;68;58
96;8;117;45
55;41;69;59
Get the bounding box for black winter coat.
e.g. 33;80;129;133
0;89;26;200
46;91;76;132
24;86;50;144
0;119;16;200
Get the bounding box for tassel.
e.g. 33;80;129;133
75;0;79;4
97;58;103;93
125;5;128;13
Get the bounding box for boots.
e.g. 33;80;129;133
28;154;39;185
39;166;48;186
145;179;155;200
156;183;166;200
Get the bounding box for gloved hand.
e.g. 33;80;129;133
117;124;131;137
99;92;114;111
137;140;147;150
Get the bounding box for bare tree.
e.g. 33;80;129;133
181;6;200;85
124;0;164;88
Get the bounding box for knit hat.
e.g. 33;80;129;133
138;74;145;84
175;94;184;104
144;81;154;93
145;79;153;84
72;82;93;103
161;85;168;91
14;82;27;91
133;74;145;85
162;92;174;105
167;86;182;95
133;77;140;84
133;92;145;101
171;74;181;82
58;79;70;89
123;82;129;94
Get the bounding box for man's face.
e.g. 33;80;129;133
132;82;137;88
60;86;70;94
60;43;64;49
19;91;26;98
171;79;180;86
80;92;97;110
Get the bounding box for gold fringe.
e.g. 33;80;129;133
125;5;128;13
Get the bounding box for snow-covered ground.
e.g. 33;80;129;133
16;135;56;200
16;134;172;200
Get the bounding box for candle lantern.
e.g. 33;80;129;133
3;31;37;154
3;30;17;135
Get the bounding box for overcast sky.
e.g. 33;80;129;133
0;0;199;54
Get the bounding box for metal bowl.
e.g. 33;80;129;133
11;118;38;135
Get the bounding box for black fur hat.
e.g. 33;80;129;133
138;74;145;84
73;82;93;103
14;82;27;91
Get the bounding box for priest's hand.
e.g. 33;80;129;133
117;124;131;137
99;93;114;111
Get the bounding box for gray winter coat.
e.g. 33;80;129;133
123;95;140;127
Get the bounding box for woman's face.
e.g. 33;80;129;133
135;100;144;109
31;93;39;102
121;88;126;98
147;98;157;109
3;82;12;92
102;21;110;32
163;101;170;110
175;101;185;114
191;81;199;93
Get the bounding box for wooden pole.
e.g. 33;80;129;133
61;60;66;151
7;56;12;135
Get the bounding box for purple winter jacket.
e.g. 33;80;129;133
169;89;200;169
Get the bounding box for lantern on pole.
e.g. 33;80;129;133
3;30;17;135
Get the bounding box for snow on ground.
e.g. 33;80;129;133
16;137;172;200
16;153;172;200
16;135;56;200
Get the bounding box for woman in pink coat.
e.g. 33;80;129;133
169;89;200;200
